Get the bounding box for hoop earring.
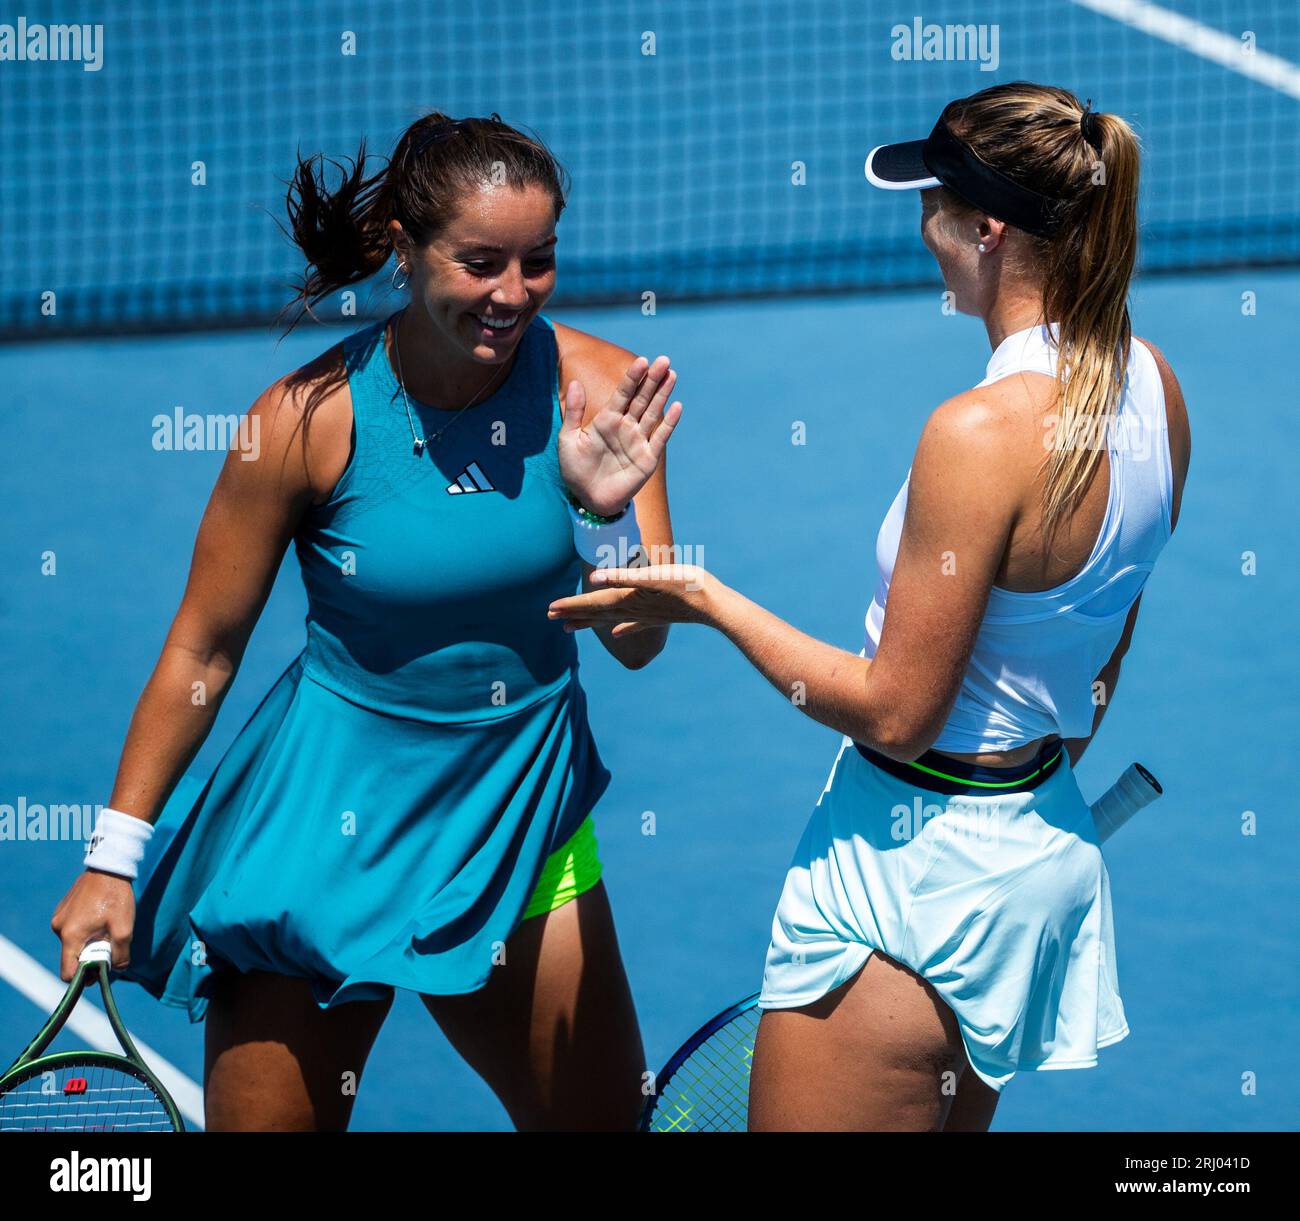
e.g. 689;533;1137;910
391;261;409;291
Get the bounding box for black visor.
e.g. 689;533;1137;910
865;115;1066;237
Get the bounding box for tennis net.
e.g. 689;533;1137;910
1;0;1297;337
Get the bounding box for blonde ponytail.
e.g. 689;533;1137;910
943;83;1142;542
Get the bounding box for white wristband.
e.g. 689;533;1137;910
568;498;644;568
84;807;154;882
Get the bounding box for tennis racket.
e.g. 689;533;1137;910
0;941;184;1132
640;761;1162;1132
639;993;760;1132
1090;761;1162;843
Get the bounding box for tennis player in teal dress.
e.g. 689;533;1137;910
51;114;682;1130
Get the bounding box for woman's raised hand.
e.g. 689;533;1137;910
558;355;682;518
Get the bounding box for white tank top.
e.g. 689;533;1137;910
864;324;1174;752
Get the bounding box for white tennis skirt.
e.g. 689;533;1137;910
759;735;1129;1093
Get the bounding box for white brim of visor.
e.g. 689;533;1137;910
863;144;941;191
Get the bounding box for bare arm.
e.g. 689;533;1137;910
552;389;1023;759
1060;594;1143;767
710;391;1016;757
555;322;678;670
578;446;673;669
52;364;344;975
557;335;1193;762
576;467;672;669
107;399;317;820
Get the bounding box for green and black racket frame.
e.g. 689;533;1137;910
0;940;184;1132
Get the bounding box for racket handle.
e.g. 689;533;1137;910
1090;762;1162;842
79;940;113;964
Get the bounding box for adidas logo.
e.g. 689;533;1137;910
446;462;496;495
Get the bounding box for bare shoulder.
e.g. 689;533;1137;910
245;340;354;504
1134;335;1188;421
551;319;636;374
1134;335;1191;525
551;320;640;423
274;340;351;426
912;385;1032;499
919;382;1036;462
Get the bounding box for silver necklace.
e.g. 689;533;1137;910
391;311;512;456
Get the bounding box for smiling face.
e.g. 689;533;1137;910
398;181;559;366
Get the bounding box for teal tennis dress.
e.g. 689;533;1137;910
122;313;610;1020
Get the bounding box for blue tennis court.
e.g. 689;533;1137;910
1;1;1296;1132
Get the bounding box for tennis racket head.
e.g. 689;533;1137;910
0;1050;182;1132
0;940;184;1132
640;993;760;1132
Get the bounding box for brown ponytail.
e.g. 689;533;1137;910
941;83;1141;543
281;112;569;329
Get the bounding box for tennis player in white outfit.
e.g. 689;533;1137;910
549;82;1191;1131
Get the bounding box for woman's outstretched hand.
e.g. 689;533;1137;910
548;564;723;636
558;356;682;518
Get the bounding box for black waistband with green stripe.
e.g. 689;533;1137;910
854;736;1065;797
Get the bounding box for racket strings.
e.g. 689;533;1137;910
0;1062;174;1131
650;1006;761;1132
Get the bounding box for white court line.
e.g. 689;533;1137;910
1071;0;1300;100
0;933;205;1130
